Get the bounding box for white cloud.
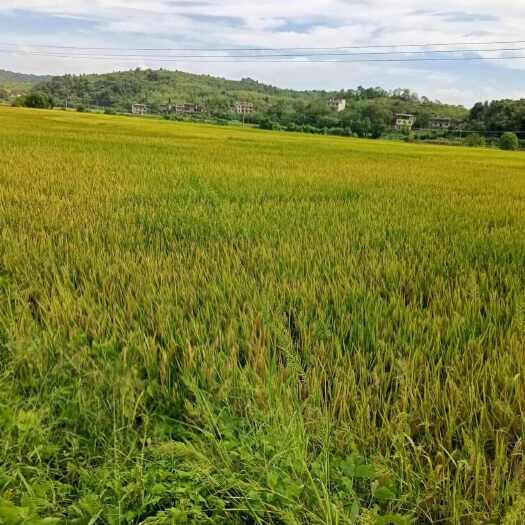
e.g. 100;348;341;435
1;1;525;105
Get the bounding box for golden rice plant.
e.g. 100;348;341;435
0;106;524;524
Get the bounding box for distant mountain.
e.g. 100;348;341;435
0;70;49;94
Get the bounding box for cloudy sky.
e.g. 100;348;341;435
1;1;525;106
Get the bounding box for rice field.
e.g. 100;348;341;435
1;106;524;525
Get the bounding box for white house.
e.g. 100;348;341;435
395;113;416;131
235;101;255;115
174;103;204;115
132;103;148;115
429;117;452;130
328;98;347;112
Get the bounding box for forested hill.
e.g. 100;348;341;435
0;70;49;93
23;68;466;122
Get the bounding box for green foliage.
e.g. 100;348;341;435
17;93;54;109
499;132;519;151
26;68;468;138
0;498;60;525
463;132;486;147
469;99;525;133
0;70;48;99
259;118;277;130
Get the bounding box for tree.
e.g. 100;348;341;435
414;108;433;129
499;132;519;151
363;104;392;138
302;100;330;127
20;93;54;109
464;133;486;147
259;118;276;130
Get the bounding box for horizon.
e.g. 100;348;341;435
1;2;525;107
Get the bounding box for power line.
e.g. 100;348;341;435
2;48;525;63
2;46;525;59
1;39;525;52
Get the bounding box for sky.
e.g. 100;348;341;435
1;1;525;107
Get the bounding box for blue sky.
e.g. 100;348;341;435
1;1;525;106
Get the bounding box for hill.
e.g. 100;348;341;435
0;69;49;97
28;68;467;133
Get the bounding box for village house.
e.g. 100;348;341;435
395;113;416;131
235;101;254;115
429;117;452;130
328;98;347;112
131;103;149;115
159;103;173;114
174;103;204;116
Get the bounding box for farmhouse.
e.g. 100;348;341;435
235;101;254;115
328;98;347;112
395;113;416;131
132;103;148;115
159;103;173;114
429;117;452;129
174;103;204;115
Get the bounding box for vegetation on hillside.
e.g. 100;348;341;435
468;99;525;133
1;107;524;524
3;67;525;142
0;69;48;99
27;68;467;137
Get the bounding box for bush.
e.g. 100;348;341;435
302;124;321;134
76;105;86;113
259;118;275;130
499;132;519;151
258;119;282;131
370;123;386;139
464;133;486;148
20;93;54;109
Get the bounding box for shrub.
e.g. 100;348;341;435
259;118;275;130
303;124;321;134
499;132;519;151
76;105;86;113
20;93;54;109
464;133;486;147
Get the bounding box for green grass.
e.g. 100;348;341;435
0;106;524;524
